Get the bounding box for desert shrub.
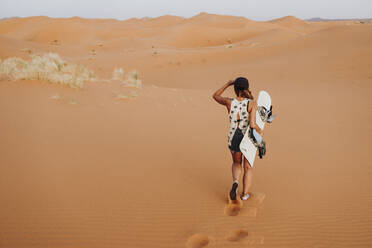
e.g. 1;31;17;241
112;68;124;80
123;70;142;88
0;53;142;90
0;53;96;88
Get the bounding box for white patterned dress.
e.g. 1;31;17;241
228;98;250;150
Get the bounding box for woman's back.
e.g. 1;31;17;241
227;98;250;148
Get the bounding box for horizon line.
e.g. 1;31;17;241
1;12;371;22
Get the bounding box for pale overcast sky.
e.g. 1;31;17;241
1;0;371;21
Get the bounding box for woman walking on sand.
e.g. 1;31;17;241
212;77;263;201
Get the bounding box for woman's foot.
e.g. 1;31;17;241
241;193;251;201
229;181;239;201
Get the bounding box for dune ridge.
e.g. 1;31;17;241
0;13;347;49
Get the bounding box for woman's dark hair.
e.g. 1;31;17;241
234;77;253;99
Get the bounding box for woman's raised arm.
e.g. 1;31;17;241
212;80;234;106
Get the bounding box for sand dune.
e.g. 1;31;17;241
268;15;308;26
0;13;371;248
0;13;344;49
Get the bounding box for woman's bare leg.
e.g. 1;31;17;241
230;151;242;200
231;151;242;181
242;158;253;196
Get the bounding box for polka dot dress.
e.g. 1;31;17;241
228;98;250;147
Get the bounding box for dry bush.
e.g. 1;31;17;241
112;68;142;89
123;70;142;88
112;68;124;80
0;53;142;91
0;53;96;88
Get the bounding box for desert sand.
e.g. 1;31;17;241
0;13;371;248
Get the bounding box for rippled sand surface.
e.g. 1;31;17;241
0;14;371;248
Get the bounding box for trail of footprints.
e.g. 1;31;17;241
186;192;266;248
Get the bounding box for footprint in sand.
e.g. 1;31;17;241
224;192;265;216
225;201;257;217
226;229;249;242
186;234;209;248
224;197;243;216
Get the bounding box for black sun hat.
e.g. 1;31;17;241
234;77;249;93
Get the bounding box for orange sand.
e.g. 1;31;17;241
0;14;372;248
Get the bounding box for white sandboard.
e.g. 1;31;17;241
240;91;271;167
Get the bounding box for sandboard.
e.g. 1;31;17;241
240;90;272;167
